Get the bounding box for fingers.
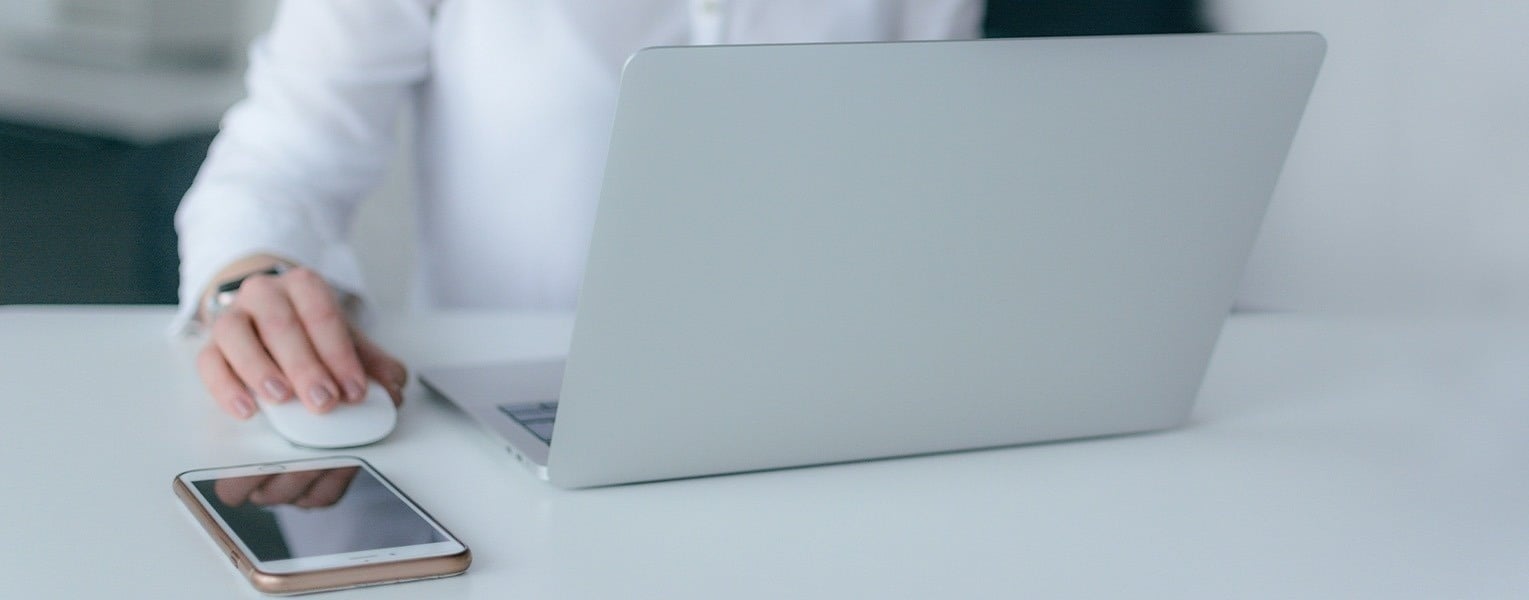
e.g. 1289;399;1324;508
286;269;368;404
196;344;258;419
355;330;409;407
236;275;339;413
210;311;292;404
217;469;359;509
249;470;324;506
214;474;274;507
294;467;360;508
201;265;401;417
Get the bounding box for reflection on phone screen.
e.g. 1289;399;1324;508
192;467;446;561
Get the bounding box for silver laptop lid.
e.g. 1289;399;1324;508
549;34;1325;488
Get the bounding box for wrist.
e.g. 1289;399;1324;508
198;257;295;323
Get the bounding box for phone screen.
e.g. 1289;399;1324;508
189;465;447;562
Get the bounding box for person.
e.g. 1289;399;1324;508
175;1;984;420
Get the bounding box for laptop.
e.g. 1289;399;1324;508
420;33;1326;488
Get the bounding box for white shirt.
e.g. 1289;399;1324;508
173;0;983;332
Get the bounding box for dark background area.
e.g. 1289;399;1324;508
0;123;211;304
984;0;1206;38
0;0;1208;305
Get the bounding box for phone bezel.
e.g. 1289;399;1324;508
176;456;468;575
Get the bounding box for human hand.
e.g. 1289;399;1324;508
213;467;361;509
195;258;407;419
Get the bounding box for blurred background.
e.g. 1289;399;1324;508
1;0;1524;313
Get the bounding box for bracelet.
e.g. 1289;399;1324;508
202;263;289;322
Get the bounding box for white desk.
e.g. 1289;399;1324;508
1;306;1525;598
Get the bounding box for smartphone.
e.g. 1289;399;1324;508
173;456;470;595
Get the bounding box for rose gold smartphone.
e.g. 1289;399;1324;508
173;456;470;595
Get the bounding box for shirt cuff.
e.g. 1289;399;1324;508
170;191;371;336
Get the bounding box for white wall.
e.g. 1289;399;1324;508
1218;1;1529;312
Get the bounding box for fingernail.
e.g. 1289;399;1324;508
344;379;365;402
263;379;290;402
232;393;255;419
310;384;335;409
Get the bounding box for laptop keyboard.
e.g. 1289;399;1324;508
497;401;558;443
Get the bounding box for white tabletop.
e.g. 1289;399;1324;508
1;306;1525;599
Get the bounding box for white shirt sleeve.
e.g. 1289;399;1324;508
171;0;437;334
897;0;984;40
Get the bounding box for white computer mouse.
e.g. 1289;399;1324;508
260;382;397;448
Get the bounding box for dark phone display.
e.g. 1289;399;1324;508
192;466;446;562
